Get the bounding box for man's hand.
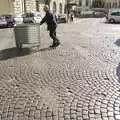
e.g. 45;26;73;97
40;15;47;26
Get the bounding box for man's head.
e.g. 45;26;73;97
43;5;49;12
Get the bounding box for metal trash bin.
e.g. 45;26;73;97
14;24;40;50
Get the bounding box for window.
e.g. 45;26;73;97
111;12;119;16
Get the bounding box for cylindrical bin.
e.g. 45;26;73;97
14;24;40;49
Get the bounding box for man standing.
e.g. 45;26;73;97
40;5;60;47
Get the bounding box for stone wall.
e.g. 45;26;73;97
13;0;23;15
105;0;120;8
13;0;66;15
25;0;36;13
13;0;37;15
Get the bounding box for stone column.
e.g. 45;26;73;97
82;0;86;8
13;0;23;14
89;0;93;8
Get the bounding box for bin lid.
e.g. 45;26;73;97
14;23;40;28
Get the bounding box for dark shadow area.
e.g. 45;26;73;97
0;27;7;29
102;21;108;24
32;43;60;53
32;47;50;52
35;47;55;52
114;39;120;46
0;46;56;61
0;47;31;60
116;63;120;83
0;27;13;29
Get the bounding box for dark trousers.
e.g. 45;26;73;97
49;28;59;43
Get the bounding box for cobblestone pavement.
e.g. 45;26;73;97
0;18;120;120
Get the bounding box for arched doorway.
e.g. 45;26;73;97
53;1;57;13
59;3;62;14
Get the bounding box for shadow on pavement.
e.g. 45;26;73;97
0;46;55;61
35;47;55;52
114;39;120;46
0;47;31;60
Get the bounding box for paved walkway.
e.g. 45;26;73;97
0;18;120;120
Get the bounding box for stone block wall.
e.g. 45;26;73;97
25;0;36;13
13;0;23;14
13;0;37;15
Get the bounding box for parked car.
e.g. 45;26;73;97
14;14;23;25
57;14;67;23
22;13;34;23
79;10;95;18
33;12;42;23
22;12;42;24
0;14;15;28
4;14;15;27
106;8;120;23
92;11;105;17
0;16;7;28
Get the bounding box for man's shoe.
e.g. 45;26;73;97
50;43;56;47
54;41;60;47
50;41;60;48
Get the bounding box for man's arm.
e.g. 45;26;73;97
40;15;47;25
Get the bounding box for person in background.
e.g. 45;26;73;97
70;12;74;22
40;5;60;47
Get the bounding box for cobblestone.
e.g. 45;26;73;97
0;18;120;119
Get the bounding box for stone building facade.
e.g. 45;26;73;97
13;0;37;15
24;0;37;13
91;0;120;8
72;0;93;13
38;0;66;17
13;0;66;16
13;0;24;14
0;0;66;16
78;0;120;9
104;0;120;8
79;0;93;9
50;0;65;15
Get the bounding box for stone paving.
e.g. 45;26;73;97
0;18;120;120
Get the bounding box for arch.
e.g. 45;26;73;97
59;3;62;14
53;1;57;13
